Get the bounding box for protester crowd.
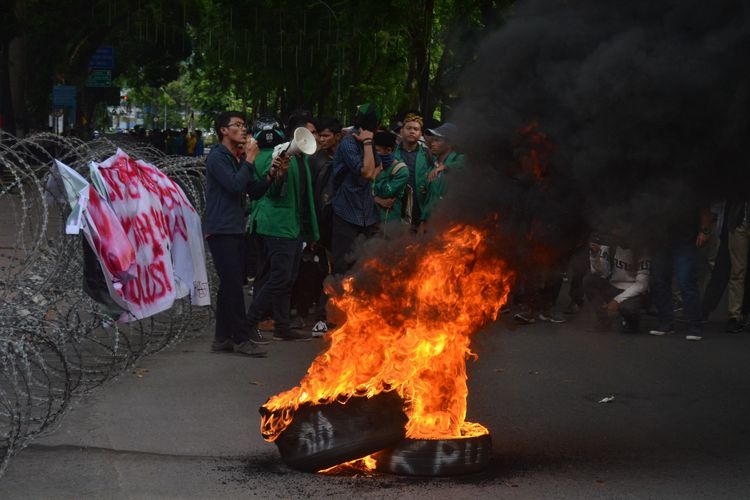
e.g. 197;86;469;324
116;127;206;156
202;103;743;357
146;128;206;156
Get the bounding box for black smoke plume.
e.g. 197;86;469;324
441;0;750;267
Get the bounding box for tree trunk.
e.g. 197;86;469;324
416;0;435;115
8;35;26;136
0;40;16;134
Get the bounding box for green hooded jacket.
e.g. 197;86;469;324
394;143;434;221
372;160;409;223
247;149;320;242
425;150;465;217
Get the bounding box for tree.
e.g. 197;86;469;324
2;0;201;135
2;0;515;135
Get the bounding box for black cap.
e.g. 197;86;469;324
425;122;457;140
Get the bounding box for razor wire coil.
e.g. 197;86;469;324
0;132;214;477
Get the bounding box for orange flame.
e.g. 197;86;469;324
516;121;554;180
260;222;514;442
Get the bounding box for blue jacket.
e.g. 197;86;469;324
204;143;270;235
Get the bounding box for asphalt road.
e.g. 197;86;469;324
3;306;750;499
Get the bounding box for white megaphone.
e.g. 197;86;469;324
272;127;317;159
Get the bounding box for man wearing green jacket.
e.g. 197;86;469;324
394;113;435;229
424;122;465;218
246;133;319;342
372;131;409;225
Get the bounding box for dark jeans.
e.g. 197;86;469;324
243;232;258;282
652;242;701;331
207;234;251;344
331;212;378;274
291;245;328;318
246;235;302;335
513;274;564;312
514;251;567;312
568;246;590;306
583;274;643;323
315;289;328;321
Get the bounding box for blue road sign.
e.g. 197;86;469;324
89;46;114;69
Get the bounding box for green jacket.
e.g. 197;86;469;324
247;149;319;242
394;143;434;221
372;160;409;223
425;150;465;217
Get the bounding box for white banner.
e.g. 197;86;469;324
52;151;209;322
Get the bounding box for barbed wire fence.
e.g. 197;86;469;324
0;133;214;477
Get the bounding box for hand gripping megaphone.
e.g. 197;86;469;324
272;127;317;159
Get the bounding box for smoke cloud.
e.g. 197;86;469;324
442;0;750;263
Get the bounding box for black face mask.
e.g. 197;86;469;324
377;152;394;167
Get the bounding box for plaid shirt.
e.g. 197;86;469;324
331;134;379;227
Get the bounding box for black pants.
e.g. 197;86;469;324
247;235;302;335
207;234;251;343
583;274;643;323
291;245;329;318
331;213;378;274
243;232;258;282
568;246;590;306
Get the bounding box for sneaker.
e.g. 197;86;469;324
513;310;536;324
726;317;744;333
685;334;703;341
273;330;313;342
290;317;306;330
234;340;268;357
311;320;328;338
249;328;271;345
211;338;234;352
538;310;566;323
648;326;674;336
563;301;581;315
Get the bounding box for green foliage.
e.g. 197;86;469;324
6;0;514;132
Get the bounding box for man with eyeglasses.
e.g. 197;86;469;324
204;111;277;357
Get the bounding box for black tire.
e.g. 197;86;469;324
372;433;492;476
270;391;407;473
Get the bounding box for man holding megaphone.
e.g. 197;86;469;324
245;117;319;342
205;111;275;357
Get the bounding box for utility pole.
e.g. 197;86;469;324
160;86;168;129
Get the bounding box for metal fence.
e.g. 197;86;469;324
0;132;212;477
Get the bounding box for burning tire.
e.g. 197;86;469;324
371;433;492;476
269;391;407;472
